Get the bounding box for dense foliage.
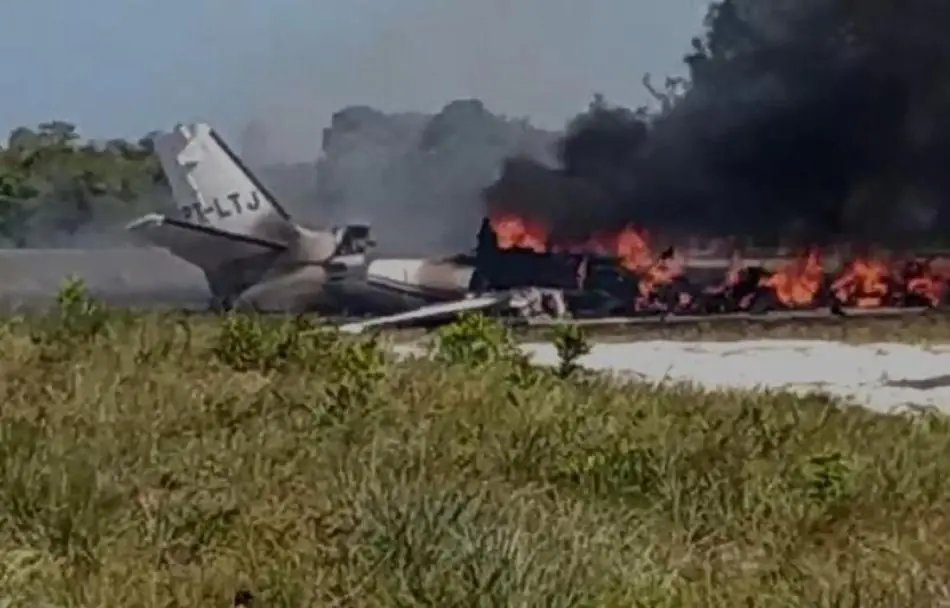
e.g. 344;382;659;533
0;122;163;247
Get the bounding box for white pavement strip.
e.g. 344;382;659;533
392;340;950;414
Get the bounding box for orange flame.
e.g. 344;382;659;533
489;213;547;252
761;249;823;307
831;257;890;307
487;211;949;311
905;260;946;306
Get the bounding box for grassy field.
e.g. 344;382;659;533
3;288;950;606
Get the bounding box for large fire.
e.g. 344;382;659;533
487;211;947;312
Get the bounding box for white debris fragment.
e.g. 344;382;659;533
393;340;950;414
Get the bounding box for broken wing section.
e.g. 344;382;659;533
336;294;513;334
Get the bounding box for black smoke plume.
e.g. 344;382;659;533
484;0;950;248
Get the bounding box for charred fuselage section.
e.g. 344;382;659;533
470;216;950;319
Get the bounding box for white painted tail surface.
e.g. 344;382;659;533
151;123;295;244
128;123;302;300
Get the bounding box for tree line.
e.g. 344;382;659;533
0;121;162;246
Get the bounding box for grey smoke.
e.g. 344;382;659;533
10;188;170;250
246;99;560;256
234;0;708;160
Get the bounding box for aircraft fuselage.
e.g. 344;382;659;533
323;257;476;315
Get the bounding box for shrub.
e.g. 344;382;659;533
429;311;524;367
27;277;112;362
211;313;330;372
551;323;592;378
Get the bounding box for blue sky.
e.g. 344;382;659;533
1;0;708;159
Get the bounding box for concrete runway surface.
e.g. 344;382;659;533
0;248;211;310
394;340;950;414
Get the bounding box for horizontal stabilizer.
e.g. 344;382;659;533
337;293;510;334
126;213;284;272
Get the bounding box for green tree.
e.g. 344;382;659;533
0;121;163;246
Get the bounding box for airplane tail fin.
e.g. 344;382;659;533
127;122;302;304
151;122;296;243
128;122;377;308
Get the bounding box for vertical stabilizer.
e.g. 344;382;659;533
128;122;378;311
152;123;296;244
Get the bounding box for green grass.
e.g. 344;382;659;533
3;285;950;606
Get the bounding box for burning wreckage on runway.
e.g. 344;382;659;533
126;122;950;333
333;213;950;333
478;215;948;315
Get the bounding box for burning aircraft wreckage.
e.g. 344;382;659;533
458;212;949;320
330;215;950;333
127;122;950;333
